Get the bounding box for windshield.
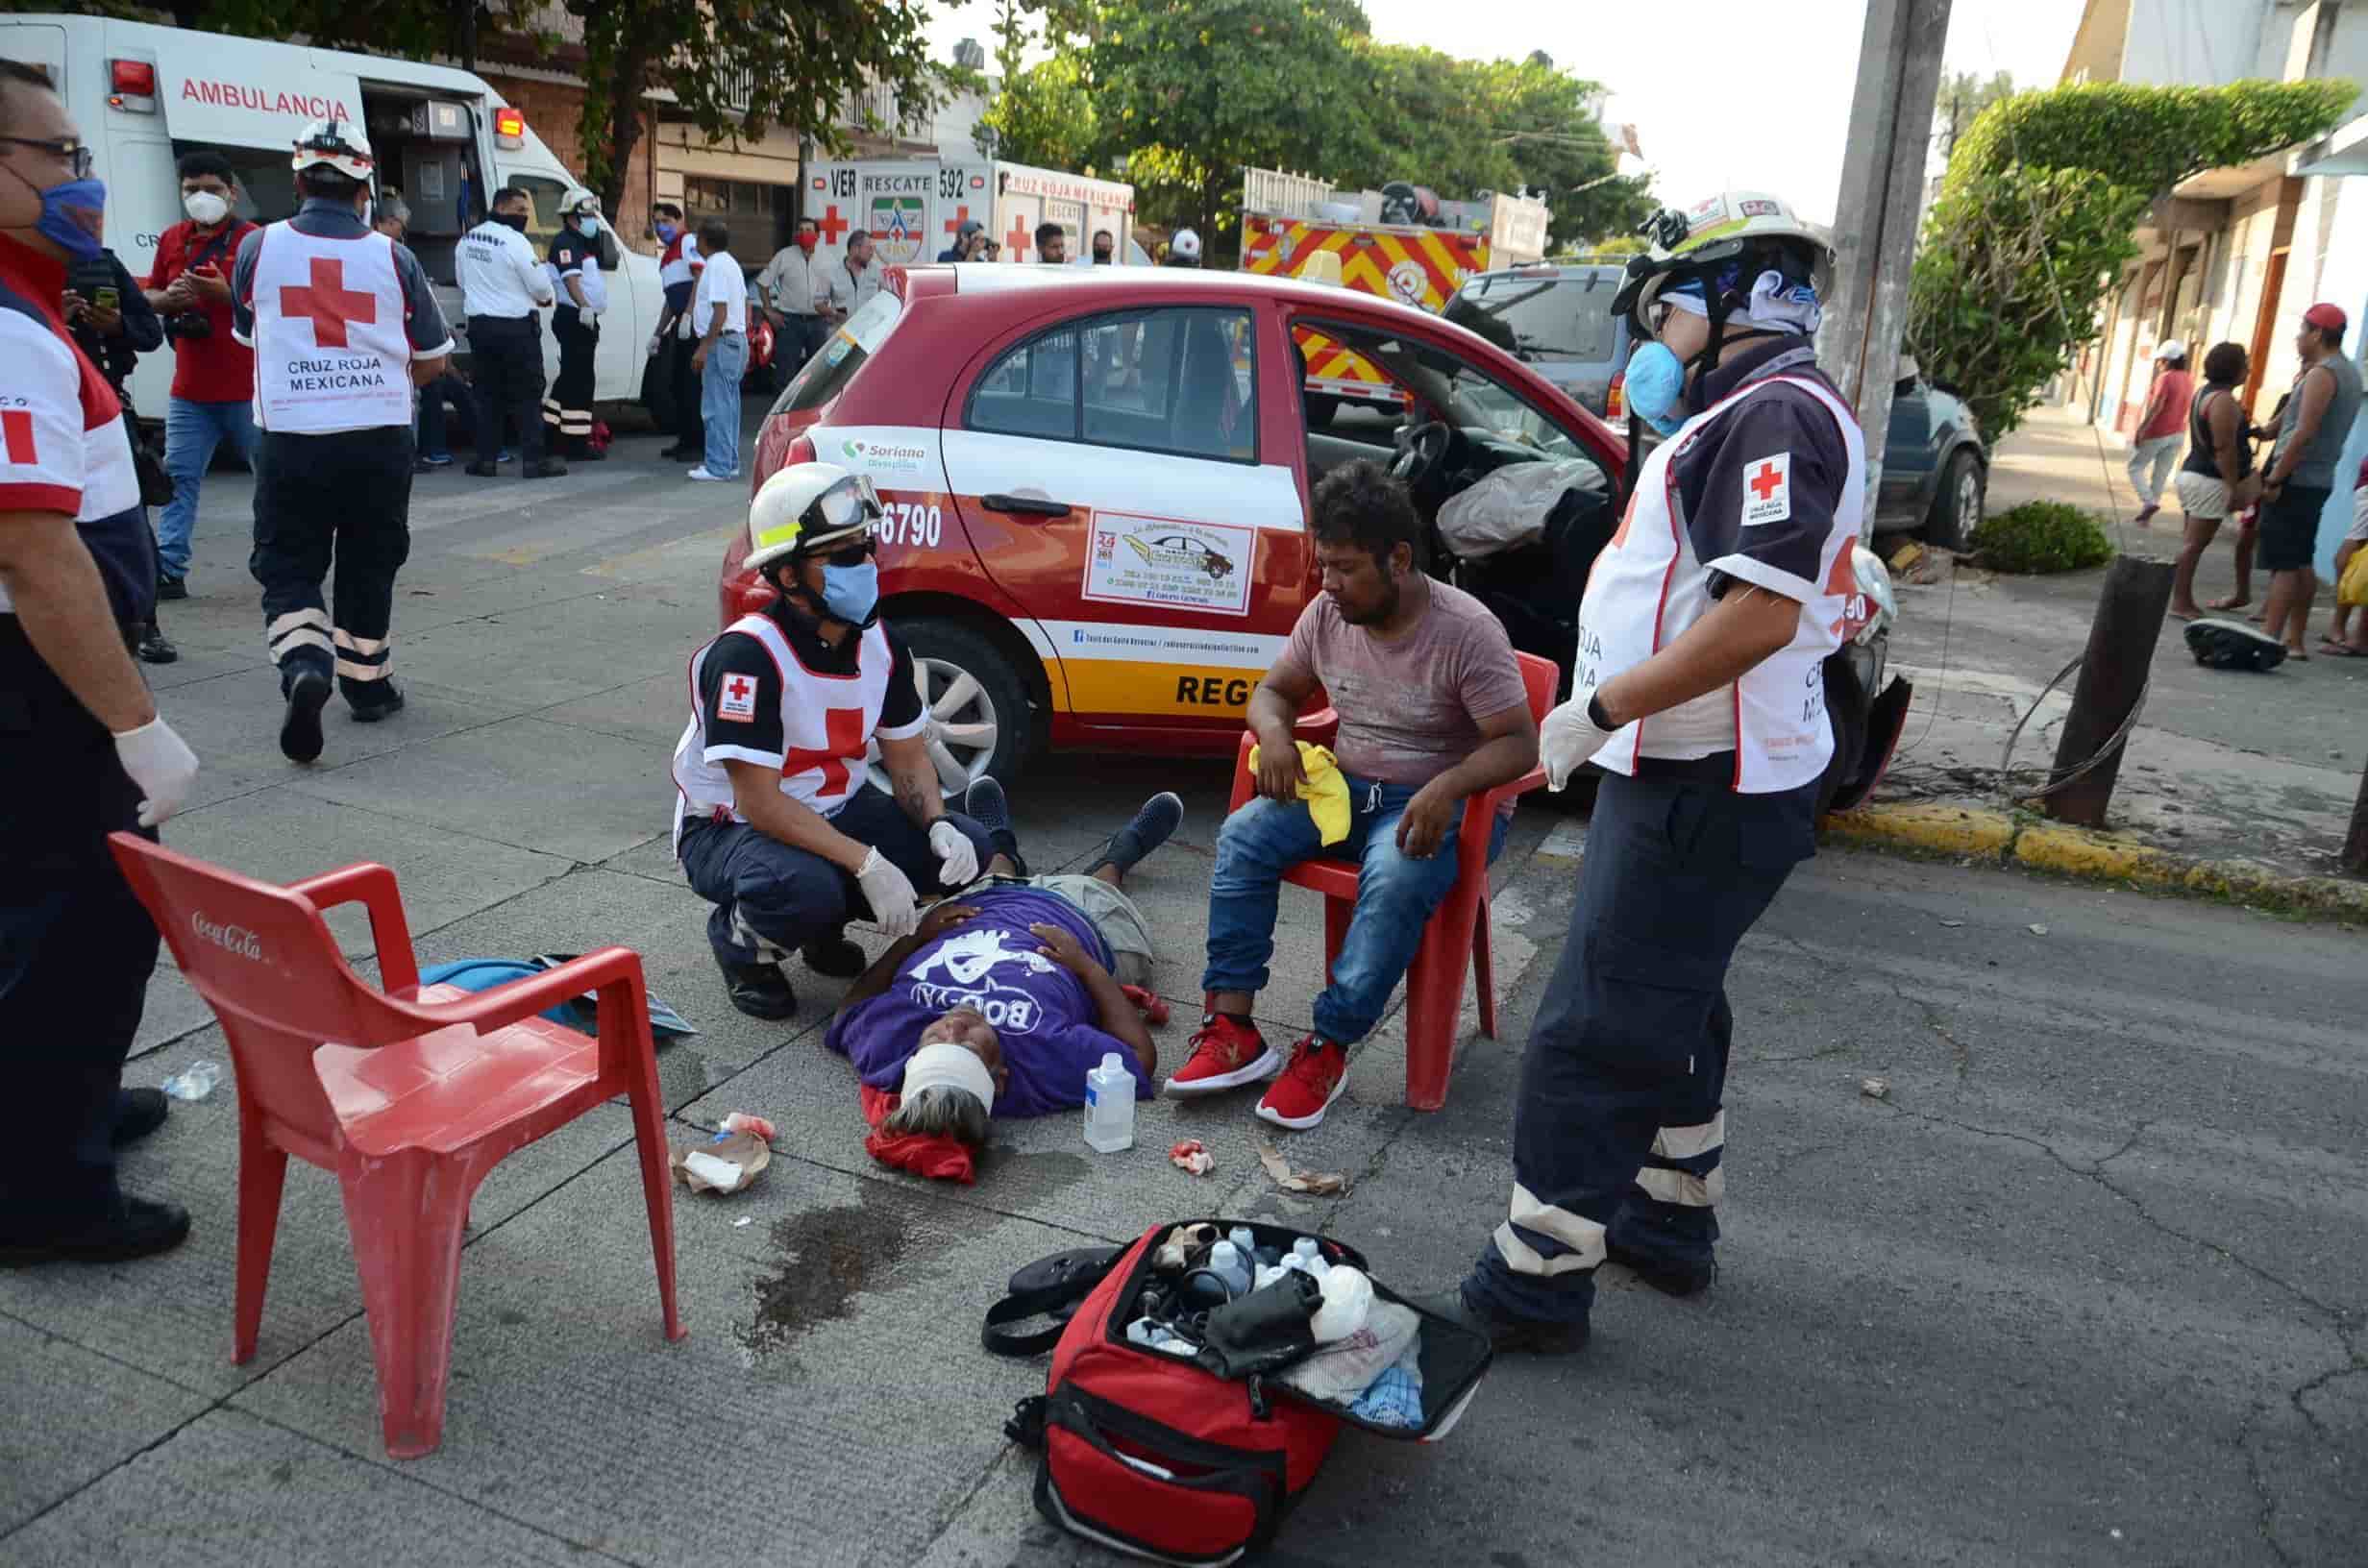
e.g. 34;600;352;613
774;288;904;416
1309;321;1589;461
1450;274;1620;361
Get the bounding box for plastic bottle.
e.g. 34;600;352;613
160;1062;222;1102
1292;1237;1321;1265
1227;1226;1256;1257
1083;1052;1135;1153
1209;1240;1251;1296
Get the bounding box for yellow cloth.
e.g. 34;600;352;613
2339;543;2368;607
1246;741;1351;845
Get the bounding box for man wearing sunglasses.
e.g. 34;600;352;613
0;61;202;1265
671;462;998;1019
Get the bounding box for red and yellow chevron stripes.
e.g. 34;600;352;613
1241;217;1490;312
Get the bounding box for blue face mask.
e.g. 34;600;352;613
819;559;879;624
574;215;600;235
8;165;107;261
1624;340;1690;437
655;221;678;243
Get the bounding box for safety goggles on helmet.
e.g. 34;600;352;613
291;118;374;183
803;472;882;541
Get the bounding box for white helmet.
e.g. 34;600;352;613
291;118;374;183
559;187;603;220
1171;227;1202;262
744;462;881;574
1608;189;1833;335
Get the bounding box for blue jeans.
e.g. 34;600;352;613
701;332;749;477
158;396;258;579
415;372;478;458
1200;773;1510;1045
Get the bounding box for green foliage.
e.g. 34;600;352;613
111;0;545;73
977;2;1099;170
1024;0;1652;257
1936;69;2017;160
1970;501;2115;575
1912;78;2356;449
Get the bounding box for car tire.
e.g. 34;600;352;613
1304;393;1340;429
1926;449;1983;552
864;617;1034;799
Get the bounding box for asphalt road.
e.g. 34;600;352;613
0;415;2359;1566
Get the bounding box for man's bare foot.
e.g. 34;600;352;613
2284;644;2310;661
2169;604;2204;621
2204;596;2249;612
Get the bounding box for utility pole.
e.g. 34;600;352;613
1819;0;1953;538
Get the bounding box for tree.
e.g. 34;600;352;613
571;0;949;215
127;0;541;75
976;0;1099;168
1910;78;2356;447
1935;69;2015;162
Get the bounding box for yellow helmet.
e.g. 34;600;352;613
744;462;881;573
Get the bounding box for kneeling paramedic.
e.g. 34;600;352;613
671;462;995;1018
1441;191;1862;1352
232;118;451;762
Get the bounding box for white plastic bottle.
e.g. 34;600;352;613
1084;1052;1136;1153
1209;1240;1251;1297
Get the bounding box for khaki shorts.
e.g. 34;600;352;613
2173;471;2230;521
1024;874;1155;989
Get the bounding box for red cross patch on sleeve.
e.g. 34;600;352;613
718;672;760;722
1742;452;1791;527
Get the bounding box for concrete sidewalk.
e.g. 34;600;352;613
1860;404;2368;906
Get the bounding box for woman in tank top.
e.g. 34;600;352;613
2170;341;2260;620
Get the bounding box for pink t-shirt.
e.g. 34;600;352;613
2139;369;2193;441
1271;578;1530;812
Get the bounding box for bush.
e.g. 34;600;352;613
1970;501;2116;574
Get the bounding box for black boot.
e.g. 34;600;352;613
280;665;332;763
715;952;797;1020
349;683;407;723
0;1195;191;1267
1411;1286;1590;1357
801;931;867;978
136;620;179;664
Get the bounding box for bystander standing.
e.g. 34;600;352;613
757;216;825;372
2127;343;2190;527
818;228;879;326
686;219;747;483
2252;304;2362;661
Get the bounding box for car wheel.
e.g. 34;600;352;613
1926;449;1983;552
1304;393;1339;429
864;618;1032;799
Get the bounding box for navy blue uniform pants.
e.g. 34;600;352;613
251;428;414;708
678;783;995;962
1467;760;1818;1326
0;618;160;1238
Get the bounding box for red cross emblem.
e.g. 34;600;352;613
1748;461;1784;502
723;674;754;704
278;256;376;350
814;205;850;245
782;707;869;795
942;205;972;237
1003;215;1033;259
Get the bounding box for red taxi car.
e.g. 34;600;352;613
725;265;1907;806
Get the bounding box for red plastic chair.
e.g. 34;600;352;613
108;835;685;1458
1226;651;1557;1112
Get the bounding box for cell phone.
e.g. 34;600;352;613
94;285;119;310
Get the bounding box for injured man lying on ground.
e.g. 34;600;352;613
824;790;1184;1170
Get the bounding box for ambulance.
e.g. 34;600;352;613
1238;166;1550;425
803;155;1138;273
0;13;663;417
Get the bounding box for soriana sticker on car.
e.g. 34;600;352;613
1082;515;1255;616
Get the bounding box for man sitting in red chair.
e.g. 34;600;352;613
1170;460;1540;1129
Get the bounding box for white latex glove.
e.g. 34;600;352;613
1539;698;1618;793
112;716;200;827
928;818;979;888
646;331;663;357
854;847;920;940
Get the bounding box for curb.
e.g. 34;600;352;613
1822;800;2368;924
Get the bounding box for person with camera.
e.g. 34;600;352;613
141;150;258;605
64;238;177;665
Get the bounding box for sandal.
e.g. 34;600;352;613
2204;597;2250;612
2321;641;2366;658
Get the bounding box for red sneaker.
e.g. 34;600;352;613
1165;1013;1279;1096
1255;1034;1349;1130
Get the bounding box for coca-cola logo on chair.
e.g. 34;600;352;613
190;912;263;962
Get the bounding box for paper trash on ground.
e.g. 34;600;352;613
671;1128;773;1194
1258;1141;1352;1196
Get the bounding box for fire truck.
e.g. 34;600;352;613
1238;167;1551;424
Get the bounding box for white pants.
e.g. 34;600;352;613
2127;435;2182;504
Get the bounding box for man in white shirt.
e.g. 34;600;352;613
817;229;880;325
687;219;749;482
757;216;823;371
456;184;562;479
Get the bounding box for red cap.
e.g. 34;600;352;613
2304;302;2348;331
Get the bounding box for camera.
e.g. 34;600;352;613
162;310;212;341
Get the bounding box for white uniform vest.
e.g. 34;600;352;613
670;613;902;846
249;223;412;433
1575;373;1866;795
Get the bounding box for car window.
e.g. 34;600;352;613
1302;314;1588;461
773;288;905;417
1451;273;1620;361
504;172;570;250
970;306;1257;463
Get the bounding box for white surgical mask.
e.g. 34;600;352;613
184;190;230;226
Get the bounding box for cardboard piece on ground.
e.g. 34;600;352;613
1257;1140;1351;1197
670;1129;772;1194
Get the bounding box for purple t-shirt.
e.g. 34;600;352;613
823;886;1153;1117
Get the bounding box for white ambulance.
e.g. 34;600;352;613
0;13;662;417
803;156;1139;274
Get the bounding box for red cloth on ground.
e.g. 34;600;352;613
859;1083;975;1185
